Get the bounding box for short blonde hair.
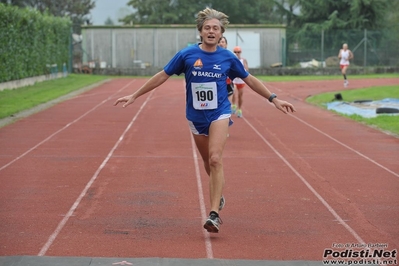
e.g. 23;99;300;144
196;7;229;33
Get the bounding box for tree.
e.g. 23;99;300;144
121;0;201;24
1;0;95;33
382;0;399;29
282;0;394;66
210;0;278;24
291;0;389;31
121;0;281;25
273;0;300;26
0;0;26;7
117;7;133;24
104;16;114;26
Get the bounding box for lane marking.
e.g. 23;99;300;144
0;79;136;172
112;261;133;265
181;77;213;258
243;117;366;245
190;133;214;259
38;85;153;256
291;115;399;178
264;83;399;178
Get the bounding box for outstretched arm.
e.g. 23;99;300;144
243;74;296;114
114;70;170;108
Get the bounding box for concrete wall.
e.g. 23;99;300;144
82;27;198;69
80;25;286;69
0;73;67;91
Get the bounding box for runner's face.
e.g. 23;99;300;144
200;19;222;47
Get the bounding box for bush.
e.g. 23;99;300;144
0;4;71;82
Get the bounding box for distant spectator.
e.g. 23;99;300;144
338;43;354;87
232;46;249;117
218;36;234;104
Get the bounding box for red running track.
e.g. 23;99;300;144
0;77;398;262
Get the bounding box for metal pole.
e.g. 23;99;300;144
282;37;286;67
134;29;137;60
364;29;367;67
153;28;157;67
110;28;112;67
321;29;324;67
68;27;73;73
82;28;87;63
91;29;94;64
112;28;116;68
176;29;179;54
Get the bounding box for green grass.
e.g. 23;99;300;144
350;114;399;136
306;85;399;104
306;85;399;136
257;73;398;82
0;74;109;119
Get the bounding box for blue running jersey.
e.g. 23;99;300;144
164;44;249;123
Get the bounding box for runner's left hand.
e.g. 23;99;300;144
272;99;296;114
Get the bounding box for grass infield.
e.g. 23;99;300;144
0;74;109;119
306;85;399;136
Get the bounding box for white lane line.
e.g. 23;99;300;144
264;82;399;179
0;80;136;172
189;133;214;259
181;76;213;258
243;117;366;245
38;89;155;256
291;115;399;178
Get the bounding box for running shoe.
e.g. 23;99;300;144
219;195;225;211
204;212;223;233
237;109;242;118
344;80;349;87
231;104;237;114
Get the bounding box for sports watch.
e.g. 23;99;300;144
268;93;277;102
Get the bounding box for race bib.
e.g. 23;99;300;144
191;82;218;110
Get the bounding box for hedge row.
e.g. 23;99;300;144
0;4;71;83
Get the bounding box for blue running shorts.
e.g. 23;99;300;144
188;114;233;136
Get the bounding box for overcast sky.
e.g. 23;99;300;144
90;0;134;25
